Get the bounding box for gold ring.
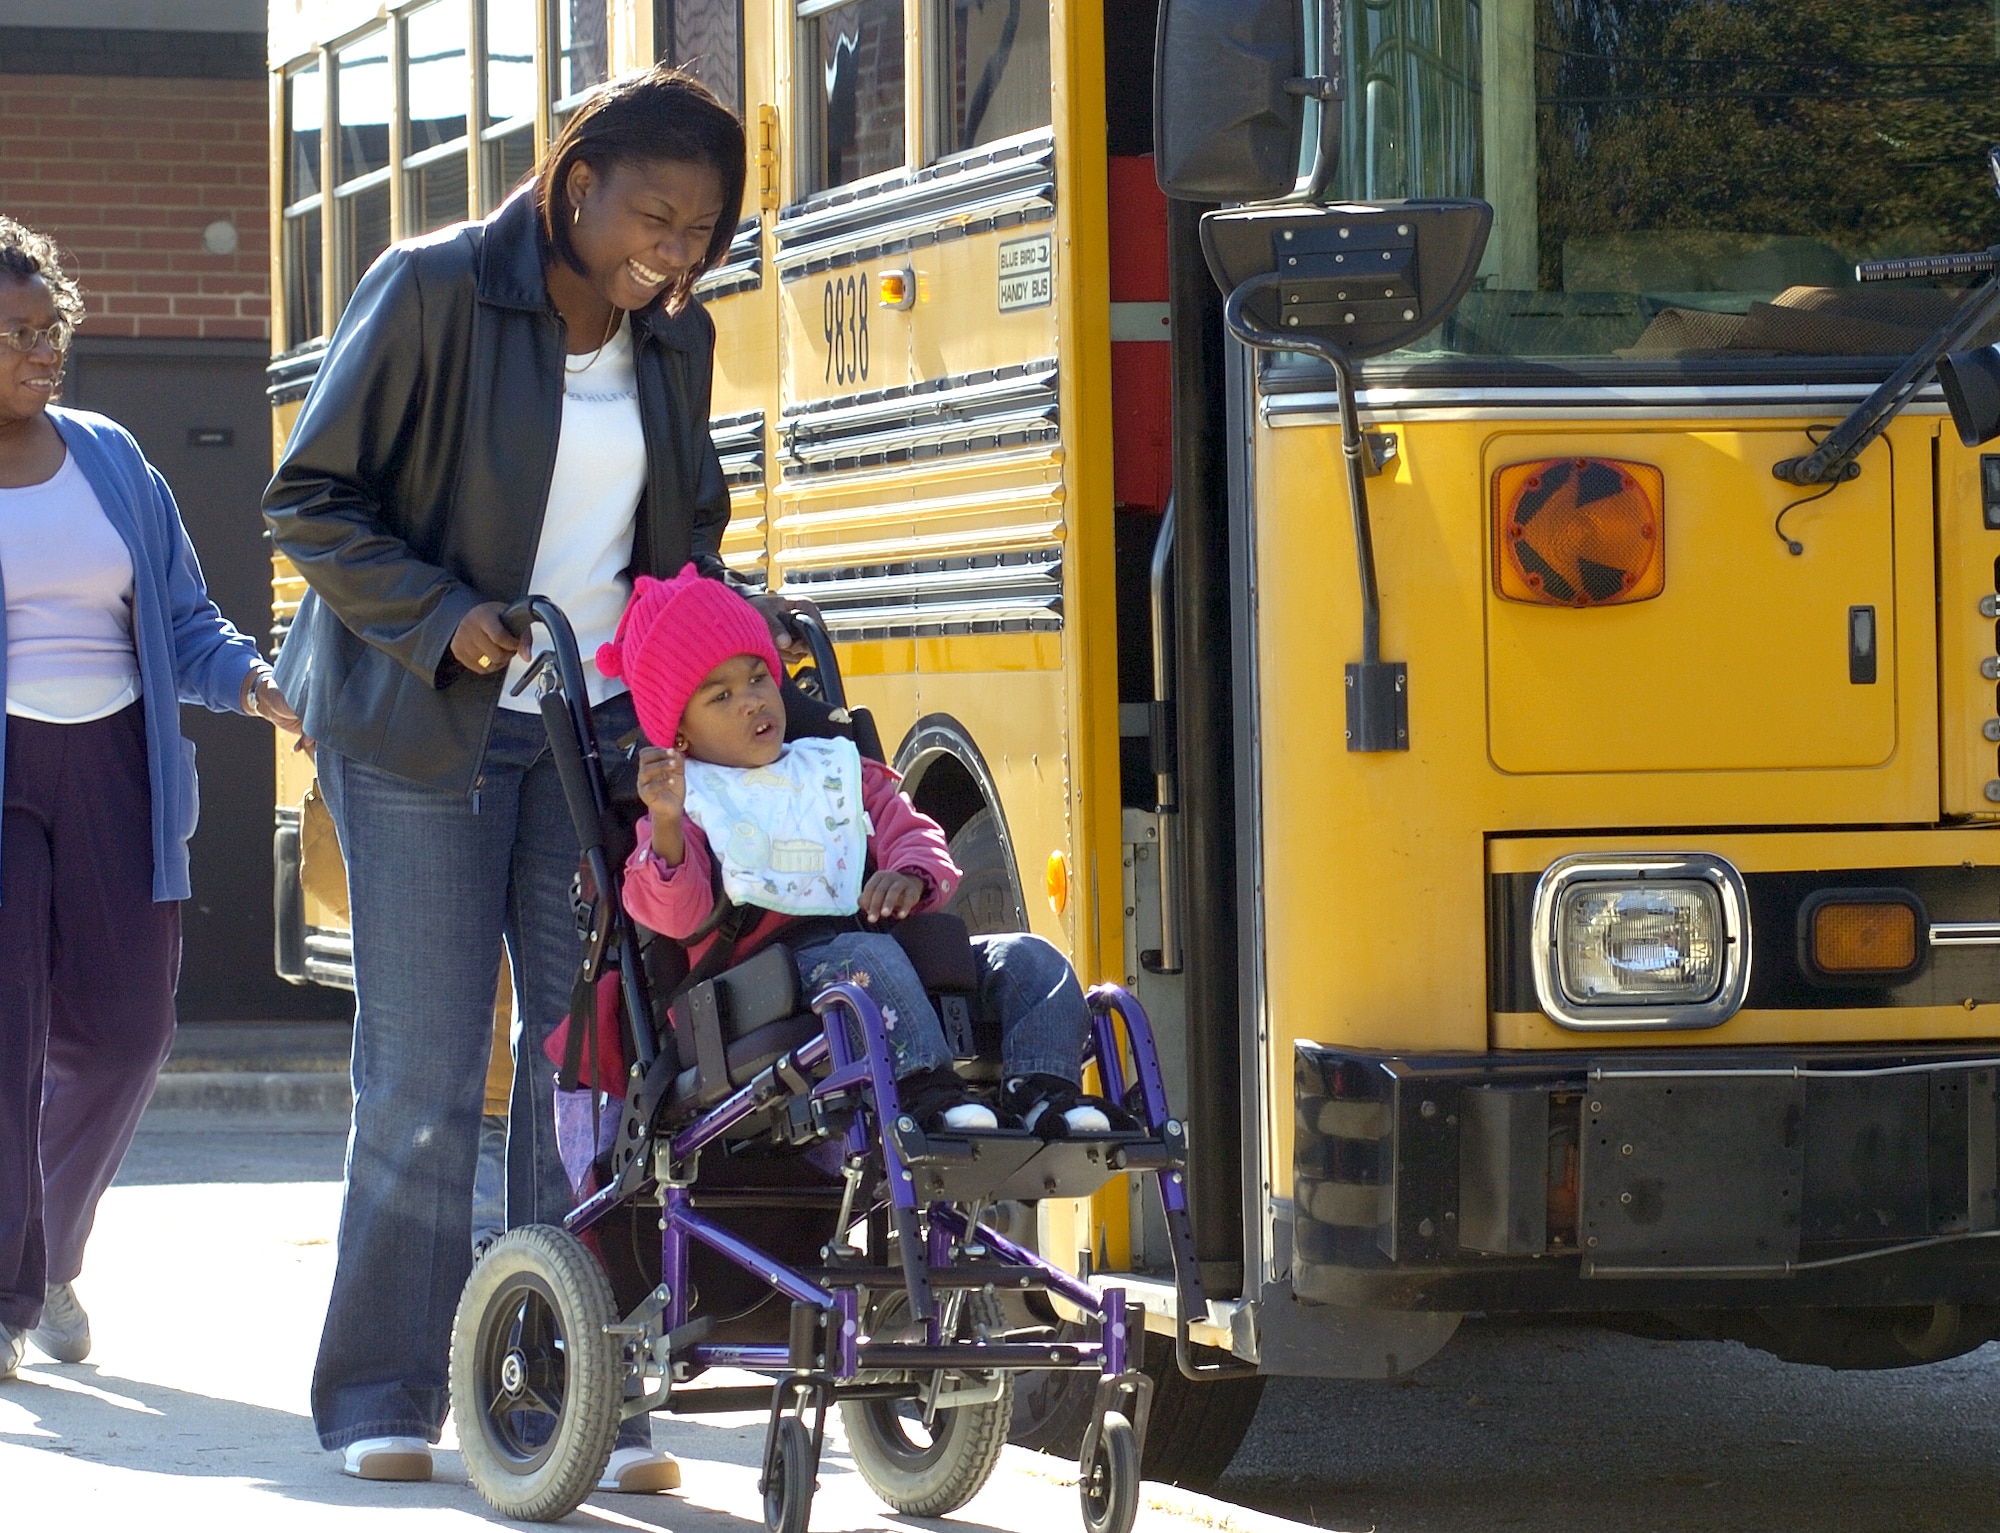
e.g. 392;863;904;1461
478;655;492;669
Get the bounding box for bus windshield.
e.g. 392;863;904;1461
1338;0;2000;364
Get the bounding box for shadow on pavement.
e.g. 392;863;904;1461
2;1359;1070;1533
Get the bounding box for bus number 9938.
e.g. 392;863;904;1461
823;273;869;387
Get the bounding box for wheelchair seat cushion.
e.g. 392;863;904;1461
664;1013;822;1118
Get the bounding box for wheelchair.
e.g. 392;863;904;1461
446;597;1208;1532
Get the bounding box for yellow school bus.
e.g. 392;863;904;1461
269;0;2000;1485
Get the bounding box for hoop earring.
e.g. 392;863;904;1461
572;204;581;226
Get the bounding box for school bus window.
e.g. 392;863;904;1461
1341;0;2000;365
403;0;472;235
333;28;392;305
281;60;325;346
552;0;612;124
657;0;745;120
927;0;1050;159
796;0;907;196
1344;0;1480;203
483;0;539;211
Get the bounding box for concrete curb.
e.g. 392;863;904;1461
145;1068;351;1117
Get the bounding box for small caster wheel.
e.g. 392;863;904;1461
764;1416;816;1533
1079;1410;1139;1533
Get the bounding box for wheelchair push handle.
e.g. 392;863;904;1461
782;603;847;711
501;596;611;846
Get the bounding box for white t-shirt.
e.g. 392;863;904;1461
500;316;646;712
0;451;143;723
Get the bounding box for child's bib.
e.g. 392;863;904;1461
682;736;868;916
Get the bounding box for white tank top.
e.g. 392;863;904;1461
0;451;142;723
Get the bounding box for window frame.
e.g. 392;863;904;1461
279;56;328;348
400;0;477;236
793;0;914;202
920;0;1053;168
655;0;746;121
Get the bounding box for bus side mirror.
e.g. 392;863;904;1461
1154;0;1343;203
1199;201;1492;360
1938;345;2000;447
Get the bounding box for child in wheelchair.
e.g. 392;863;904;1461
598;565;1118;1137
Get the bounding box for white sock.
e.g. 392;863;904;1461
942;1100;999;1130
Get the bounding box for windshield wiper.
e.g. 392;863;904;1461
1775;145;2000;487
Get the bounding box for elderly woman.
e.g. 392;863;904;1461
0;219;298;1380
265;66;779;1488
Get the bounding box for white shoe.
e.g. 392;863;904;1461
29;1281;89;1363
341;1436;433;1481
0;1322;22;1381
598;1444;682;1492
941;1100;1000;1131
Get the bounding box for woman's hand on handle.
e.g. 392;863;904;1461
747;591;827;667
450;601;530;676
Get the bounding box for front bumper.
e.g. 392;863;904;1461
1293;1042;2000;1311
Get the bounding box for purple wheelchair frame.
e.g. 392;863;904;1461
503;594;1208;1509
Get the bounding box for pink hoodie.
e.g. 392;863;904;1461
623;756;962;961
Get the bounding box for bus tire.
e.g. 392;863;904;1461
946;808;1025;933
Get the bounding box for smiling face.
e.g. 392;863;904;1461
565;157;727;313
677;652;786;768
0;274;66;425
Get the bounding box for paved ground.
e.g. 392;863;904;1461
1218;1316;2000;1533
0;1111;1304;1533
16;1111;2000;1532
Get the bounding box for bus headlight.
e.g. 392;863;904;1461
1530;853;1751;1030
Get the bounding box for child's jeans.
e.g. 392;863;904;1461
790;930;1091;1083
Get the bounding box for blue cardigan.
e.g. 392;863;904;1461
0;407;265;904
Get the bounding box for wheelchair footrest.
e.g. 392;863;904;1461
890;1128;1170;1204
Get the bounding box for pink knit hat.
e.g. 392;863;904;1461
597;566;782;747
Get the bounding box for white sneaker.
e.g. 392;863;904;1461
0;1322;22;1381
598;1444;682;1492
941;1100;1000;1131
29;1281;90;1363
340;1436;432;1481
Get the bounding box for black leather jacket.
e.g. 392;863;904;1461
264;190;731;794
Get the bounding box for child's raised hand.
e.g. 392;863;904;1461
635;745;686;821
860;869;925;924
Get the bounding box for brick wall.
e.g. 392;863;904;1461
0;72;269;342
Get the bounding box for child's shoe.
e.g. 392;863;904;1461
896;1065;1000;1132
1002;1075;1114;1138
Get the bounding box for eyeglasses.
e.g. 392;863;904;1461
1;321;73;355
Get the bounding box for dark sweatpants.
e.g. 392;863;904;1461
0;704;179;1330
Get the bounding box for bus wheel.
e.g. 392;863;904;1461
945;808;1025;933
1011;1327;1264;1492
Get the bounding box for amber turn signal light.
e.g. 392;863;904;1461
1045;851;1070;916
1493;457;1664;607
1808;897;1920;976
1813;902;1917;972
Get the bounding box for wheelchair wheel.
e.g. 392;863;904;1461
1079;1411;1140;1533
449;1225;622;1522
842;1291;1013;1516
764;1415;815;1533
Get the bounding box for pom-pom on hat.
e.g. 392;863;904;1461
597;565;782;748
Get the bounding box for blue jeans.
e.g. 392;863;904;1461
793;930;1090;1083
311;697;639;1450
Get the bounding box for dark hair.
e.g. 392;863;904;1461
0;216;84;327
536;64;747;314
